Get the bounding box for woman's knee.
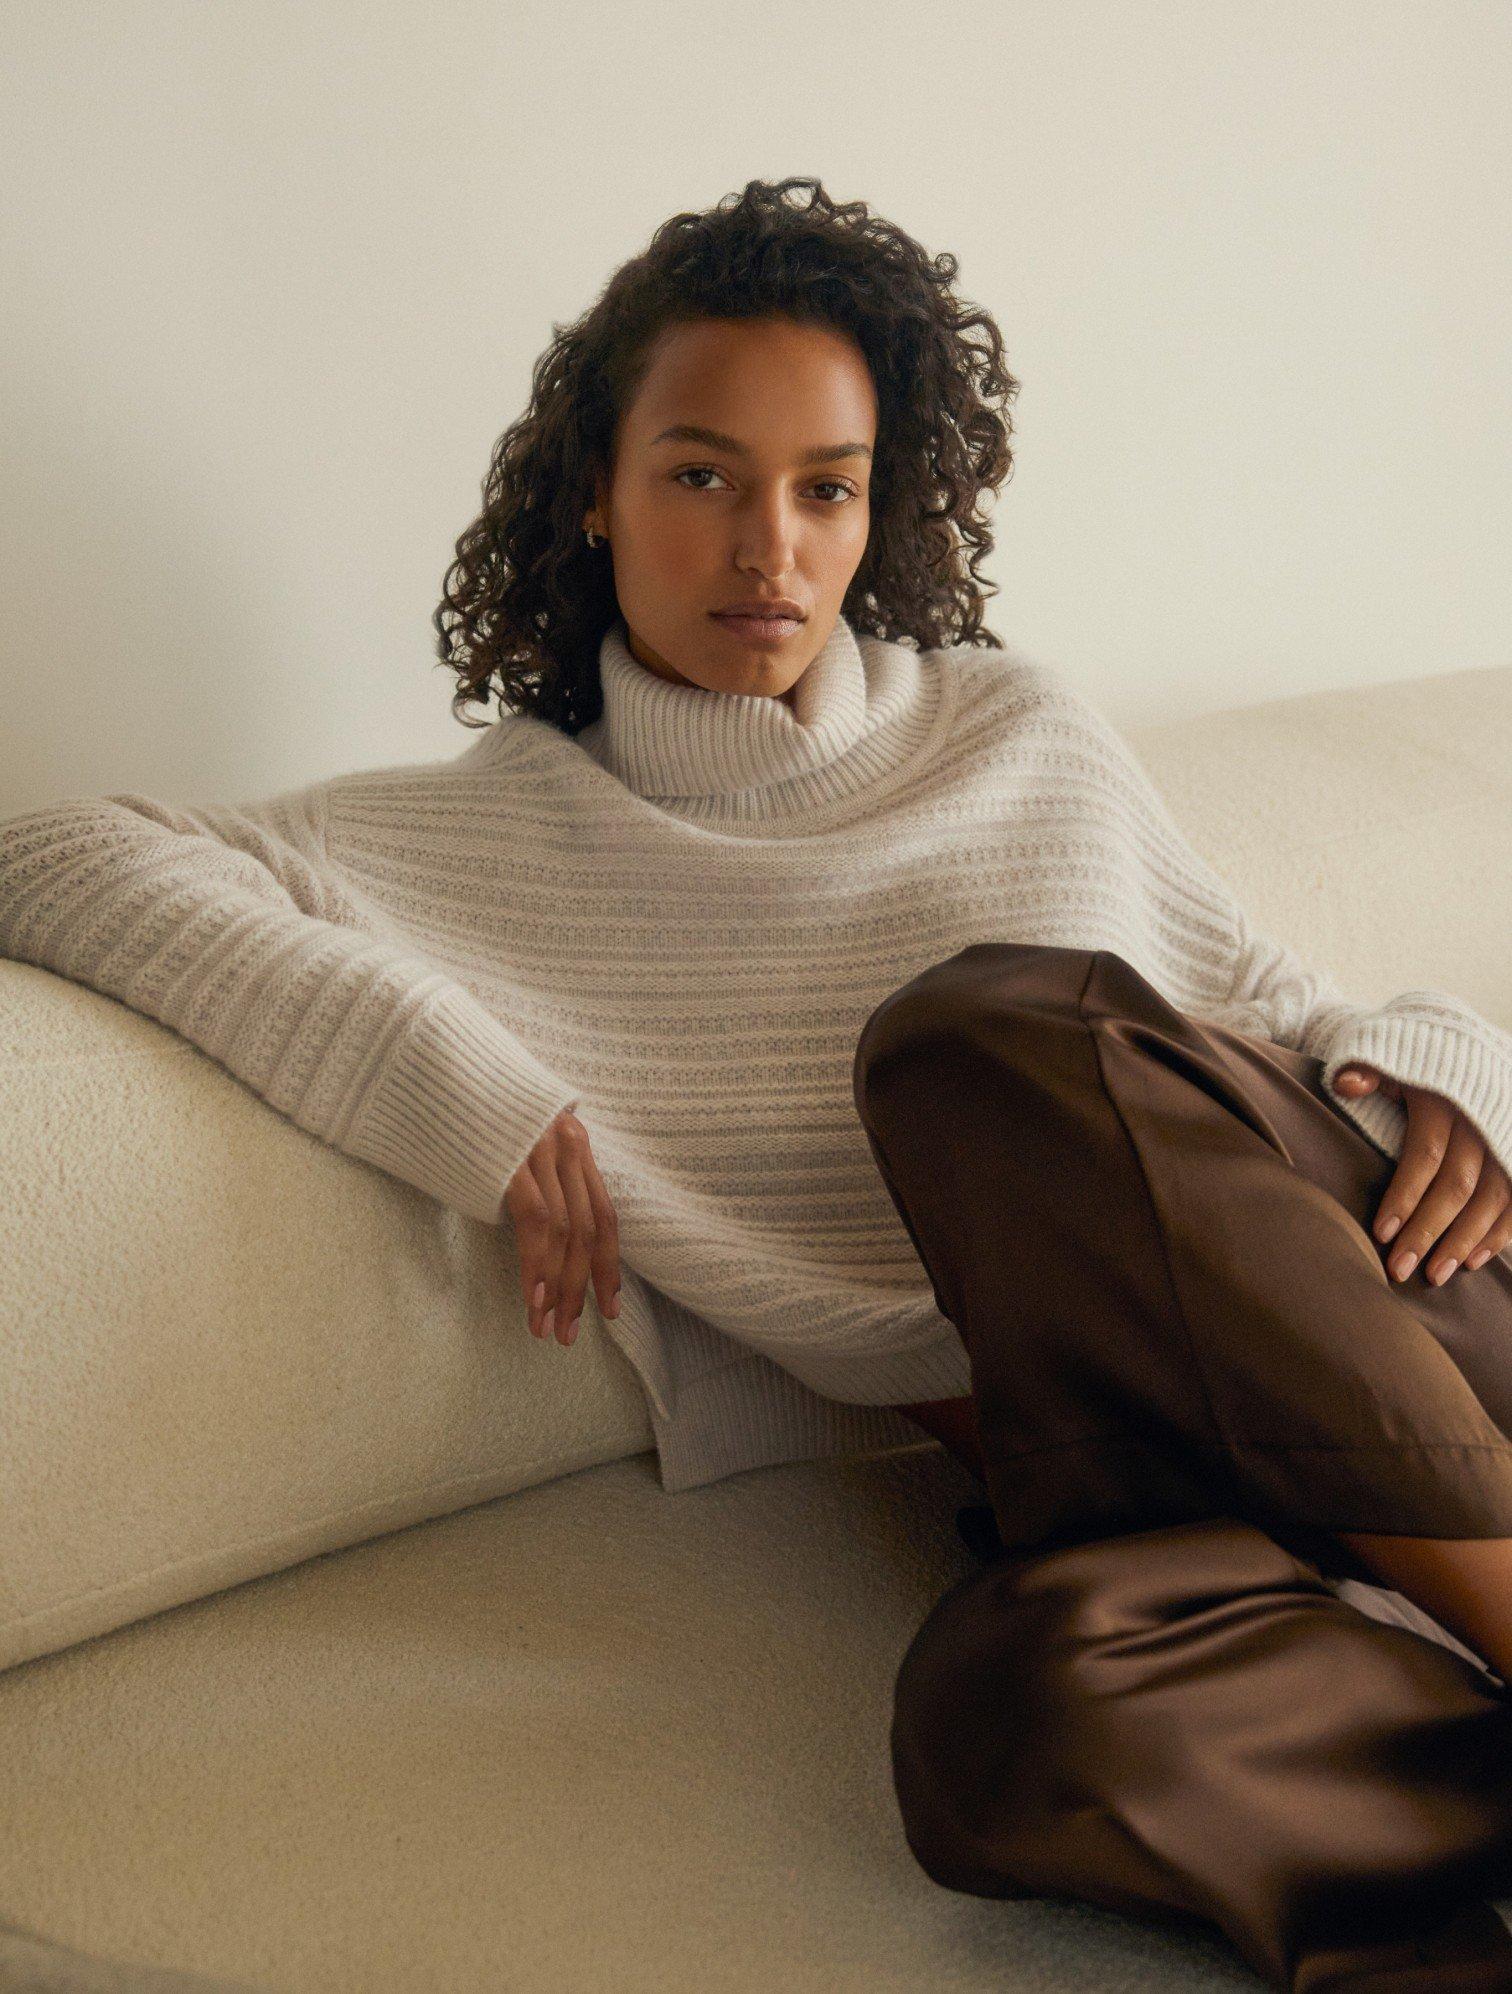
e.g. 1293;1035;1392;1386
853;942;1103;1110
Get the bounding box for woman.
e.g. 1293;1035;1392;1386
6;176;1512;1986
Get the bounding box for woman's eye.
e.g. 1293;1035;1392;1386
673;466;857;503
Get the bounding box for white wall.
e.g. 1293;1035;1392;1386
3;0;1507;816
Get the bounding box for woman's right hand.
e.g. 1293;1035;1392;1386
502;1108;621;1346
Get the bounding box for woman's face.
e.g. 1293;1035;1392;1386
587;315;876;709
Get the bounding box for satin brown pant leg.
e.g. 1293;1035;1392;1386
891;1516;1512;1992
853;941;1512;1990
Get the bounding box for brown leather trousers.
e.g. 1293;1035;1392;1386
852;941;1512;1990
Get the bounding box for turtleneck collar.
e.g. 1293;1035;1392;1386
576;611;945;811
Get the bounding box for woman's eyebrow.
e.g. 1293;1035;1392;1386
650;422;873;465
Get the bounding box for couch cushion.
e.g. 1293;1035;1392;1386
0;1445;1272;1991
0;958;653;1672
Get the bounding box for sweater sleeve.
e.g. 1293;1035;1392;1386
1221;902;1512;1188
0;785;581;1227
1038;666;1512;1189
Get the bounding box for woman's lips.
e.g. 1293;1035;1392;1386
709;611;804;644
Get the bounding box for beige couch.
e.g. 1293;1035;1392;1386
2;662;1509;1992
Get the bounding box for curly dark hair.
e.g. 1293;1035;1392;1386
433;175;1021;736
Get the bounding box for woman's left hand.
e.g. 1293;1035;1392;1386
1332;1063;1512;1285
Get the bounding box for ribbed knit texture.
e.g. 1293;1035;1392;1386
3;610;1510;1495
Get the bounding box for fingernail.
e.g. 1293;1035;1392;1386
1377;1215;1401;1243
533;1280;545;1308
564;1315;580;1345
608;1292;621;1318
1431;1259;1458;1285
1394;1252;1418;1280
542;1307;555;1336
1467;1248;1492;1270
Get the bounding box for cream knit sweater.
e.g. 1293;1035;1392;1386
4;613;1510;1495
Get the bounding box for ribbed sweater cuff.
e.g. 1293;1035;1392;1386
1319;1018;1512;1186
338;980;581;1227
